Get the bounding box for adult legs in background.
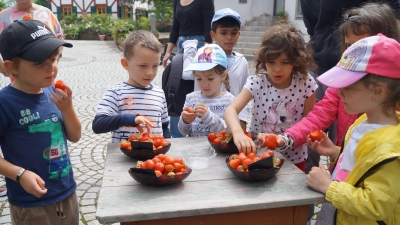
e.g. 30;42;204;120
169;35;205;138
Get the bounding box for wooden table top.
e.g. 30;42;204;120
96;137;325;224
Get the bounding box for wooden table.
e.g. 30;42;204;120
96;137;325;225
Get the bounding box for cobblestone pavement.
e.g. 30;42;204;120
0;40;324;225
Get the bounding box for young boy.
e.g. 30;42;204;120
182;8;251;127
0;20;81;224
92;30;171;142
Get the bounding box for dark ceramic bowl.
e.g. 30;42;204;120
128;167;192;186
208;139;239;154
225;157;284;182
120;142;171;160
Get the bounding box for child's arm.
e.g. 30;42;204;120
182;40;197;80
224;89;255;154
92;114;153;134
284;88;341;149
178;96;196;136
50;85;81;142
0;157;47;198
328;160;400;219
195;104;226;133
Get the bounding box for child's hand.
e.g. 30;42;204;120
257;133;285;150
19;170;48;198
233;130;256;155
182;106;196;124
194;104;208;118
50;84;73;111
307;131;338;159
134;115;154;133
306;164;332;194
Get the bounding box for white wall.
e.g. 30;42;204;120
285;0;309;42
214;0;274;24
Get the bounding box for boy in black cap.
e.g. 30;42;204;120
0;20;81;224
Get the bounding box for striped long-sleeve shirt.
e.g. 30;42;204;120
92;82;170;143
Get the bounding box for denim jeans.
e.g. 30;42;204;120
170;35;205;138
177;35;205;53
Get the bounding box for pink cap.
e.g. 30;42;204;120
317;34;400;88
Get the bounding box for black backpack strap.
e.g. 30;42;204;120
168;53;183;102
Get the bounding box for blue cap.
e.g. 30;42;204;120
211;8;241;28
184;44;227;71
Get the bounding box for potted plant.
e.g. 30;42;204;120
98;26;110;41
63;24;80;40
277;10;289;23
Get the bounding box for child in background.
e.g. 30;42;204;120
0;20;81;224
182;8;250;127
307;34;400;225
261;4;400;223
272;2;400;161
224;25;317;171
92;30;171;142
178;44;236;137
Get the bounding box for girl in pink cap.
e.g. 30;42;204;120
307;33;400;225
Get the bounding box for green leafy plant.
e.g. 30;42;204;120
111;19;136;39
277;10;288;19
63;23;80;39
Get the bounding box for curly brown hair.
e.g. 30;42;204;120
339;3;400;53
254;25;316;78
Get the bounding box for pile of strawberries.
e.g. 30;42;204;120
120;133;170;151
136;154;188;177
228;151;281;172
208;129;253;145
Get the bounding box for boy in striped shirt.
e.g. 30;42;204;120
92;30;171;142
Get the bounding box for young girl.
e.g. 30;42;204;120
224;25;317;171
307;34;400;225
274;2;400;163
178;44;243;137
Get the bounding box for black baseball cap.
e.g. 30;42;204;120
0;20;73;63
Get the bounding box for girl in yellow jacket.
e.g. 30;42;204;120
306;34;400;225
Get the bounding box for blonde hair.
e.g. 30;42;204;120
123;30;162;59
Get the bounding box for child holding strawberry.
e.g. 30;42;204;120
178;44;245;137
92;30;171;142
307;34;400;225
224;25;318;171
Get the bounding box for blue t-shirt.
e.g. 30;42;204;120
0;85;76;207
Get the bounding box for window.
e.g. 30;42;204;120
295;0;303;18
62;6;72;16
239;0;247;3
96;5;107;14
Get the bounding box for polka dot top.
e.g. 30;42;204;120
244;72;318;164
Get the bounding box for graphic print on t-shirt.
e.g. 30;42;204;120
263;100;297;133
28;113;72;179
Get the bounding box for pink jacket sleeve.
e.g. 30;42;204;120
285;87;340;149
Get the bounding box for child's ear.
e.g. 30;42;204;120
210;31;216;41
221;70;228;80
3;60;18;76
374;83;387;100
120;57;129;70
